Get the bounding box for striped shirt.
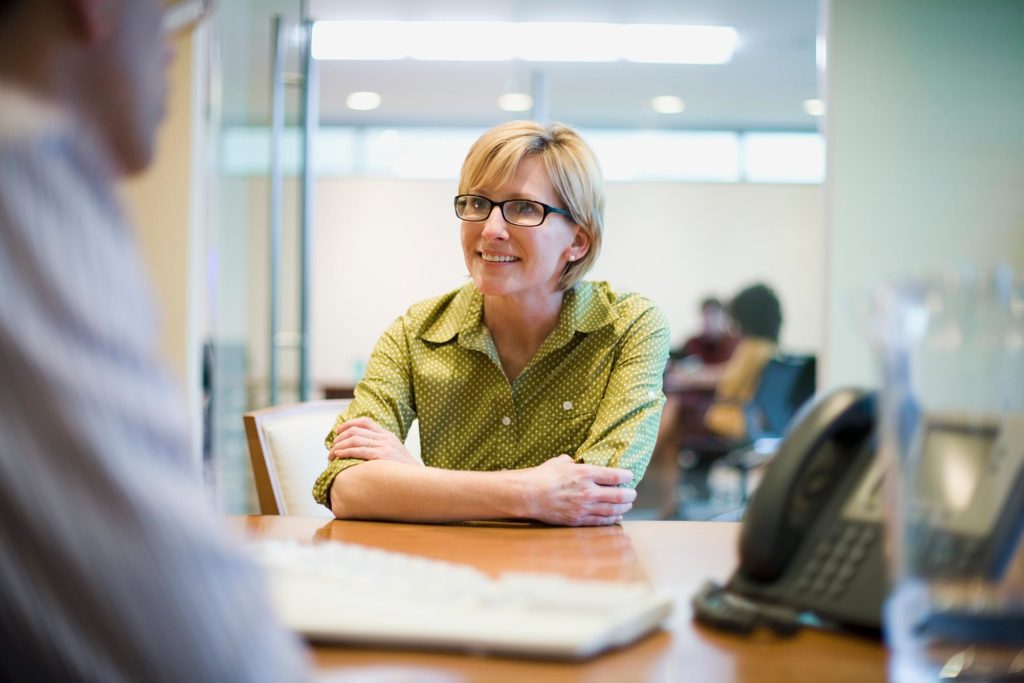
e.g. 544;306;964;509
0;83;309;682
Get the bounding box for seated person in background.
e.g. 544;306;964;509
656;296;738;463
646;296;736;516
671;296;738;366
701;283;783;442
312;121;670;527
649;283;783;515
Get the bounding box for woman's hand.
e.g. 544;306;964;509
328;417;420;465
517;454;636;527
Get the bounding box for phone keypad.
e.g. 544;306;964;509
907;526;987;578
792;522;878;601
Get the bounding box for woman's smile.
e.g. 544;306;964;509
479;251;521;263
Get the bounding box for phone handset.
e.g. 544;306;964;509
738;388;876;583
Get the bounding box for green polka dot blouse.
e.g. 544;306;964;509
312;280;670;507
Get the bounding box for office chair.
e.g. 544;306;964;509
743;353;817;449
244;399;352;516
729;353;817;500
679;353;817;505
244;399;423;515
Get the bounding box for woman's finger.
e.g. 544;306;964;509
581;465;634;487
332;418;377;441
332;434;381;453
333;429;380;449
337;417;390;435
329;446;381;461
586;486;637;505
330;433;367;454
585;502;633;517
573;514;624;527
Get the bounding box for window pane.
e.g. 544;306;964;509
222;126;358;176
584;130;740;182
222;126;824;184
742;132;824;183
363;128;482;179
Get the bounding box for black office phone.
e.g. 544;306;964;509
696;388;1024;637
726;388;885;632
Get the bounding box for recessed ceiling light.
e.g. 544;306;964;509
346;91;382;111
498;93;533;112
312;21;738;64
803;98;826;116
651;95;685;114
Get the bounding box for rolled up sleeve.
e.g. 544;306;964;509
574;305;670;487
312;316;417;507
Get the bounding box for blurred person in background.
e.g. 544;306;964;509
670;296;738;366
643;295;738;517
0;0;309;680
647;283;782;517
699;283;782;441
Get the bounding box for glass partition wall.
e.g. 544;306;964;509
207;0;316;512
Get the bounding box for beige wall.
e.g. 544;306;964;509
118;32;207;466
235;178;823;389
120;32;195;381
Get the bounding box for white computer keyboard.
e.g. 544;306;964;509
250;539;673;659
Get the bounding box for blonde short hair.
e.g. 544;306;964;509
458;121;604;290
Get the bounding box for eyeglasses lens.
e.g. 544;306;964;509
504;201;543;227
456;196;487;220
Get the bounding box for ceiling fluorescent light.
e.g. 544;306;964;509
405;22;517;61
516;23;621;62
312;21;738;64
312;21;406;60
622;25;737;64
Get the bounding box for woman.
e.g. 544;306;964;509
312;121;669;526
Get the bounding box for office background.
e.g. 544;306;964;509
122;0;1023;513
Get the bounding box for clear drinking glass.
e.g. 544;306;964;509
873;265;1024;682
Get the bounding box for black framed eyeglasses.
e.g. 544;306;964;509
454;194;571;228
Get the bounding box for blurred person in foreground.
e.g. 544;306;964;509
0;1;308;680
314;121;670;526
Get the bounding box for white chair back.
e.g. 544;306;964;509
244;399;421;515
245;400;348;516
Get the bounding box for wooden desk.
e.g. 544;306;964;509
230;516;886;683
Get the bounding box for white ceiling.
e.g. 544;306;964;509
227;0;821;131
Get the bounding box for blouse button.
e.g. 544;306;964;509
562;401;573;411
502;416;512;426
